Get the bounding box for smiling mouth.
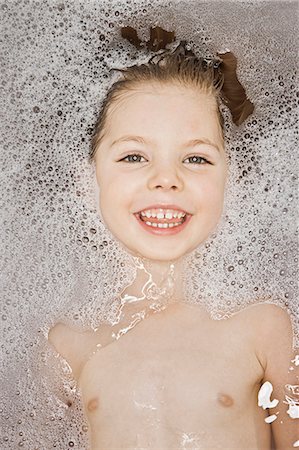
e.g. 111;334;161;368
134;207;191;234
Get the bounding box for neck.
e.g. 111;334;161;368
107;255;186;332
120;255;185;308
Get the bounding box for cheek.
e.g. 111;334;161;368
195;177;226;214
100;169;142;203
98;176;134;226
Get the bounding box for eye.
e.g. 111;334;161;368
184;155;211;165
119;153;147;163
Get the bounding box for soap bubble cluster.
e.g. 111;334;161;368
0;0;298;448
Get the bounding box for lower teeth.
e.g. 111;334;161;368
144;221;183;228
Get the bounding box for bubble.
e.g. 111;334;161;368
1;1;297;449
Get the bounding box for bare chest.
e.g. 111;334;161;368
78;307;263;427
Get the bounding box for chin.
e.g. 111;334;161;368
123;241;197;263
111;222;211;262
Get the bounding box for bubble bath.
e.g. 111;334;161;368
0;0;298;448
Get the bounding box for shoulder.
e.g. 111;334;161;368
237;302;293;332
250;302;293;337
48;322;88;380
243;302;294;346
248;303;294;370
231;302;293;340
48;322;74;352
234;303;294;370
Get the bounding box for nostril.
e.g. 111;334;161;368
155;185;178;190
149;172;183;191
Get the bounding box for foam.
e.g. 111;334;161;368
0;0;298;448
258;381;279;410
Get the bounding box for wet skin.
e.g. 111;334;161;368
94;83;227;263
49;83;297;448
49;301;297;449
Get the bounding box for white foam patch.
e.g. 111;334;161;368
264;414;277;424
0;0;298;448
258;382;279;410
291;355;299;366
284;391;299;419
287;404;299;419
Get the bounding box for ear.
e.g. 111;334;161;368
93;170;103;219
217;51;255;126
94;163;101;189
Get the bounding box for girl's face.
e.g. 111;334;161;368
95;83;227;262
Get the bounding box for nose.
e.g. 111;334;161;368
147;164;184;191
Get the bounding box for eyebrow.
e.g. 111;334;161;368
183;138;220;152
111;135;148;147
110;135;220;152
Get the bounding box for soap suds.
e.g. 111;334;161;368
0;1;297;448
258;381;279;410
264;414;278;424
291;355;299;366
284;393;299;420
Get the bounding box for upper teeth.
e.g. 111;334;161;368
140;209;186;219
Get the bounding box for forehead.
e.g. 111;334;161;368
101;83;223;148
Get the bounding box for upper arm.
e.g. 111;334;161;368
259;305;298;450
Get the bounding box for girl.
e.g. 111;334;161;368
49;37;298;449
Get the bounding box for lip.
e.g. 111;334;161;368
134;210;192;236
135;204;191;214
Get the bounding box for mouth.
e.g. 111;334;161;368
133;206;192;236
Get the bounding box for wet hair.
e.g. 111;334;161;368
89;39;254;162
